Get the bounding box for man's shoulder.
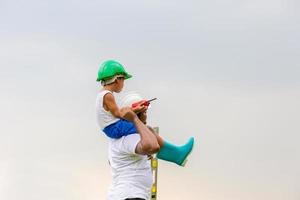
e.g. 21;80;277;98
110;134;141;145
109;134;141;154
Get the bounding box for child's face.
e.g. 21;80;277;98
115;77;125;93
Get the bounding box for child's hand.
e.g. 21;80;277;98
133;105;147;114
132;100;148;113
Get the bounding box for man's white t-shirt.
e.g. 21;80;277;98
107;134;152;200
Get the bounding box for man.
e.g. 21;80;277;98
102;93;194;200
106;107;159;200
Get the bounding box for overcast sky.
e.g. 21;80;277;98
1;0;300;199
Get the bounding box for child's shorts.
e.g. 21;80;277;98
103;119;138;139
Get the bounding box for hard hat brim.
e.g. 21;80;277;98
124;73;132;80
96;73;132;82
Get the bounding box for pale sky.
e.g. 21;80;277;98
1;0;300;199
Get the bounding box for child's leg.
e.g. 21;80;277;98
103;119;138;139
148;128;194;166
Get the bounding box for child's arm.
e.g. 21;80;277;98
103;93;146;119
103;93;123;118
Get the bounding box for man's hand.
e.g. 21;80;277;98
147;154;153;160
120;107;138;122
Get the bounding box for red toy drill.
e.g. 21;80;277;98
131;98;157;108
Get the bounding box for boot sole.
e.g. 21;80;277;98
180;142;195;167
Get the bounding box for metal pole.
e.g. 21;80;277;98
150;127;159;200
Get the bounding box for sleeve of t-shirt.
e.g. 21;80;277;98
121;134;141;155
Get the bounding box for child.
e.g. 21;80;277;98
96;60;194;166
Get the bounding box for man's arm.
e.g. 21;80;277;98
121;108;160;155
147;125;164;149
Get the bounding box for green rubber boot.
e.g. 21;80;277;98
157;137;194;166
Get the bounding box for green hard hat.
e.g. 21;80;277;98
96;60;132;82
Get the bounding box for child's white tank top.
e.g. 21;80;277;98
96;90;119;129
